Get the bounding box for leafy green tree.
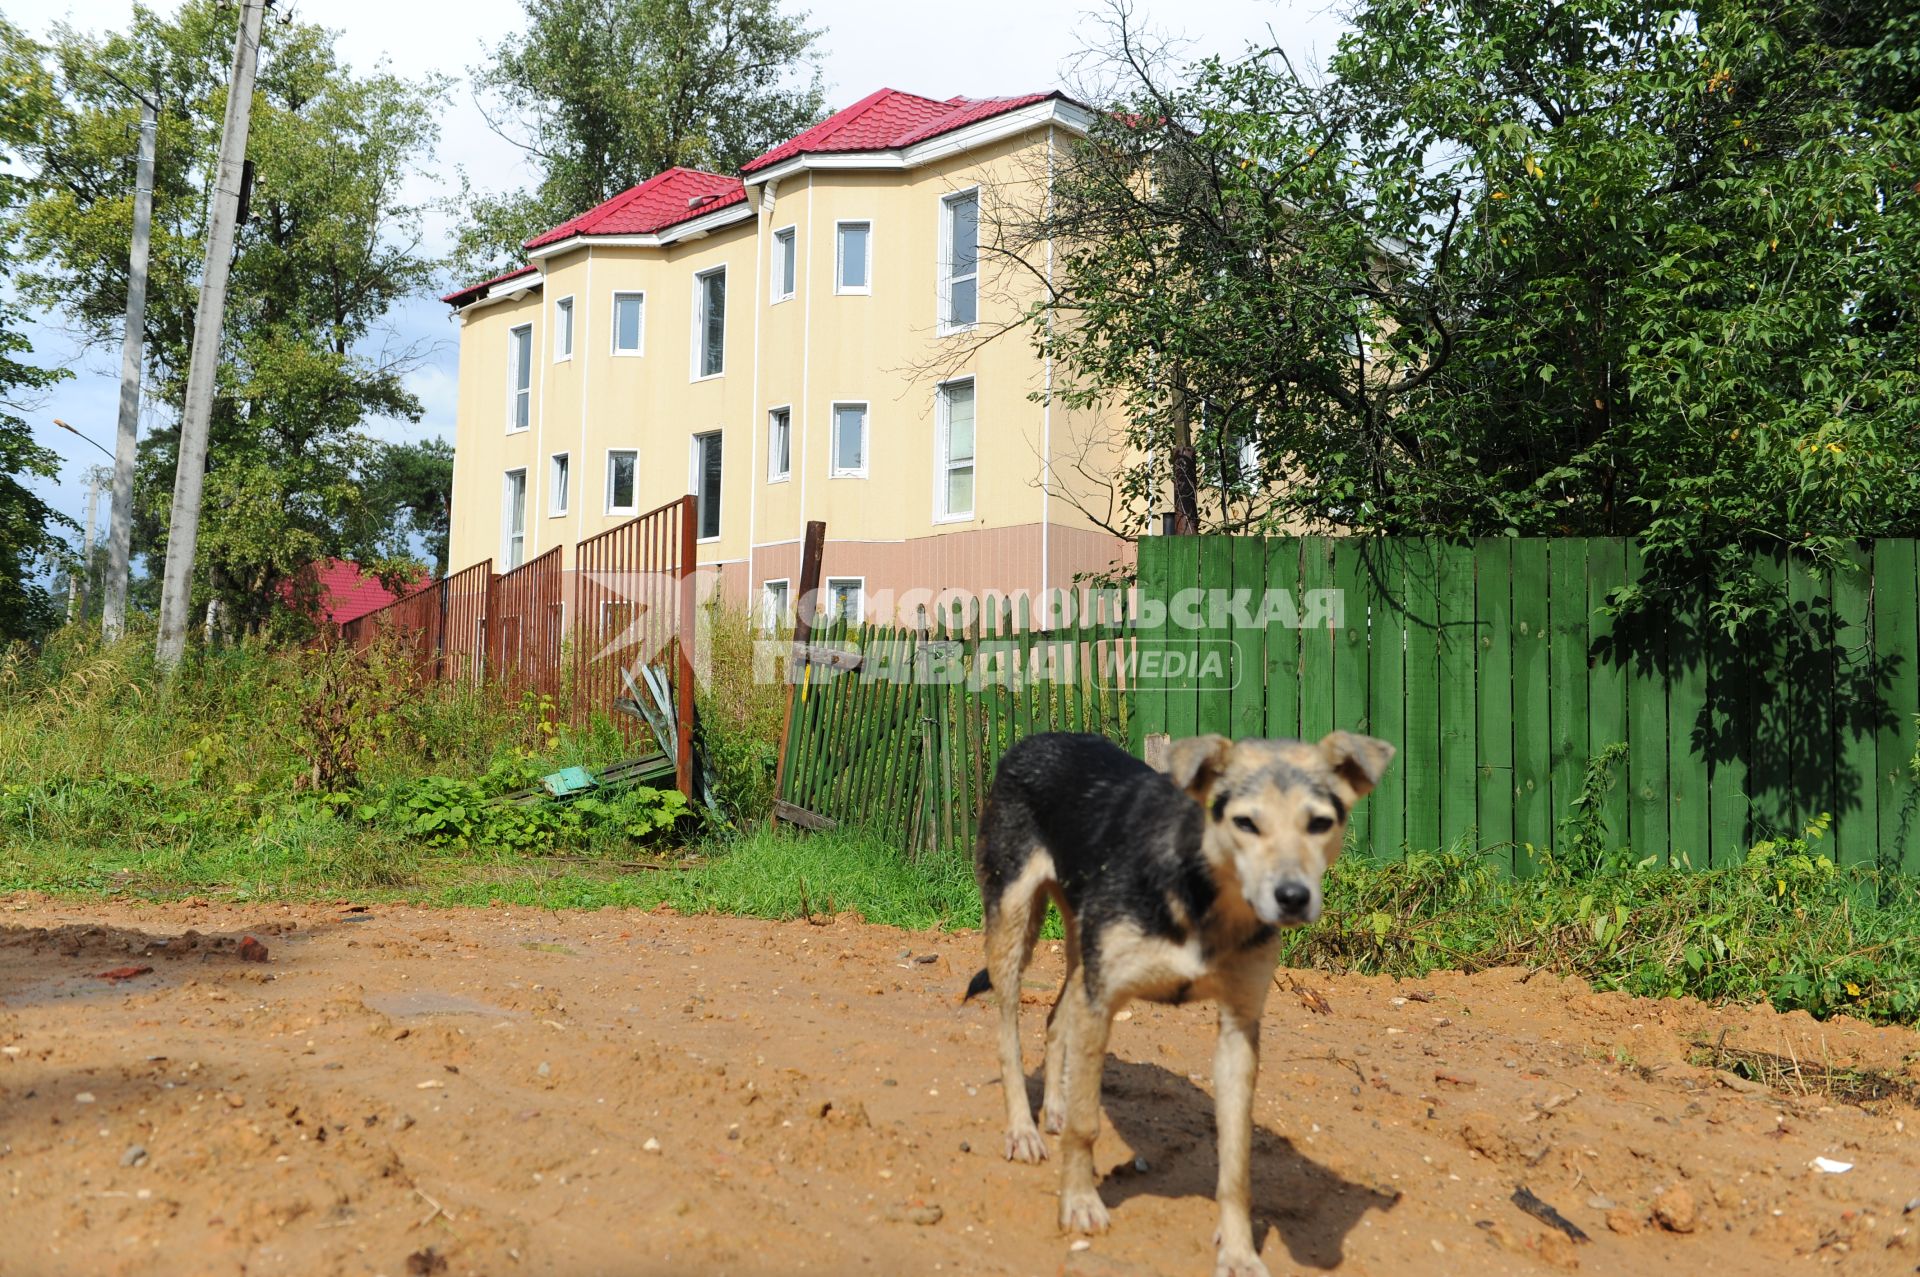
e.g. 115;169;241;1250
458;0;827;275
7;1;448;636
359;438;453;577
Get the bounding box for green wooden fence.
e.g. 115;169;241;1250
1132;536;1920;871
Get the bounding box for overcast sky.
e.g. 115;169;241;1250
10;0;1349;552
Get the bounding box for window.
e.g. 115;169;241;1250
825;577;864;626
691;431;723;540
772;226;796;302
831;402;868;477
760;578;789;631
935;378;975;519
694;267;726;377
941;190;979;329
502;469;527;569
507;323;532;432
554;296;574;359
606;448;637;515
767;406;791;482
612;291;644;355
549;452;570;516
835;221;870;294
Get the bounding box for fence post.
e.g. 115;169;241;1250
770;520;828;821
674;496;698;802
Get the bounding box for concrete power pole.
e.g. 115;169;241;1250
154;0;266;669
102;100;158;643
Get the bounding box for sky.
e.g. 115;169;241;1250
10;0;1350;555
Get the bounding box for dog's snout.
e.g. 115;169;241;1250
1273;881;1312;915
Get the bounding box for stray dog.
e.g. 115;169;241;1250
965;730;1394;1277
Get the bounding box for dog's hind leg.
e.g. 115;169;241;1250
1040;907;1079;1135
985;865;1050;1163
1209;960;1276;1277
1056;982;1113;1235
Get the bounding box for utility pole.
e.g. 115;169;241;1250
155;0;266;669
103;98;158;643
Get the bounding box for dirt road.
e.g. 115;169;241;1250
3;895;1919;1276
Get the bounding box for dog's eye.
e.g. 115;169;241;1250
1231;814;1259;835
1307;815;1335;835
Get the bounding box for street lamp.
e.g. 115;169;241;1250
53;417;115;461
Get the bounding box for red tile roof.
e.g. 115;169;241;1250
523;167;747;251
288;558;429;626
741;89;1058;173
440;263;537;308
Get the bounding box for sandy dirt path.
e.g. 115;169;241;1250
3;894;1919;1276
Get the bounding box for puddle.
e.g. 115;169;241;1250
362;990;519;1019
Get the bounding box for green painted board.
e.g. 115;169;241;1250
1705;588;1752;868
1436;541;1477;853
1787;554;1836;842
1331;538;1372;850
1745;551;1792;841
1624;541;1670;863
1547;539;1590;862
1585;539;1629;854
1831;545;1876;868
1229;537;1268;741
1264;539;1302;740
1874;540;1920;872
1666;583;1711;869
1401;541;1442;854
1473;540;1515;871
1366;542;1407;860
1197;539;1234;737
1133;537;1168;748
1164;539;1201;740
1299;537;1336;744
1510;539;1552;871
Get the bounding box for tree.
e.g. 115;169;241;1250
458;0;826;275
7;2;449;637
359;438;453;578
0;19;71;643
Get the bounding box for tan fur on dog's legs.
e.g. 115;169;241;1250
986;876;1049;1163
1209;965;1275;1277
1040;912;1079;1134
1056;986;1114;1234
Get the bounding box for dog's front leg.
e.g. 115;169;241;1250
1211;986;1270;1277
1057;987;1113;1234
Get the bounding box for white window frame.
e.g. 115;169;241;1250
506;322;533;434
771;225;797;303
691;266;727;380
834;220;872;296
766;404;792;483
502;467;528;569
824;576;865;626
829;400;869;478
690;430;723;543
934;376;976;522
553;295;574;361
605;448;638;516
549;452;570;517
610;290;645;356
759;578;790;632
938;188;980;334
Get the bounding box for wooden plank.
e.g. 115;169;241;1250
1264;539;1302;740
1366;542;1407;860
1874;540;1920;872
772;799;837;831
1546;538;1590;864
770;520;827;813
1830;544;1876;868
1401;542;1442;854
1473;539;1514;870
1585;538;1629;856
1510;539;1553;870
1745;550;1792;842
1624;541;1670;864
1164;540;1201;739
1197;537;1234;736
1787;553;1836;843
1299;536;1336;744
1132;538;1168;750
792;644;865;672
1230;537;1267;742
1706;577;1752;868
1331;538;1372;851
1666;578;1711;868
1436;541;1477;853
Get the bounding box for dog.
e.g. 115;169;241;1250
964;730;1394;1277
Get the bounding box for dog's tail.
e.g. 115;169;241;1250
961;968;992;1002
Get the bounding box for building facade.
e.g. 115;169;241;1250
444;89;1133;625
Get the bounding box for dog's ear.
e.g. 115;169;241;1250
1165;733;1233;800
1319;731;1395;799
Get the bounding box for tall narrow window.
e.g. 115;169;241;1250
612;291;644;354
772;227;796;301
606;449;637;515
760;579;790;632
695;267;726;377
936;378;975;519
831;402;868;477
549;452;570;516
835;221;870;293
507;323;532;432
692;431;723;540
767;406;791;482
942;191;978;329
502;469;527;568
825;577;864;625
554;296;574;359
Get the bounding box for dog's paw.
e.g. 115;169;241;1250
1058;1188;1111;1235
1004;1126;1048;1164
1041;1099;1066;1135
1212;1248;1270;1277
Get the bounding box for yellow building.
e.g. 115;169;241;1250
443;88;1131;625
